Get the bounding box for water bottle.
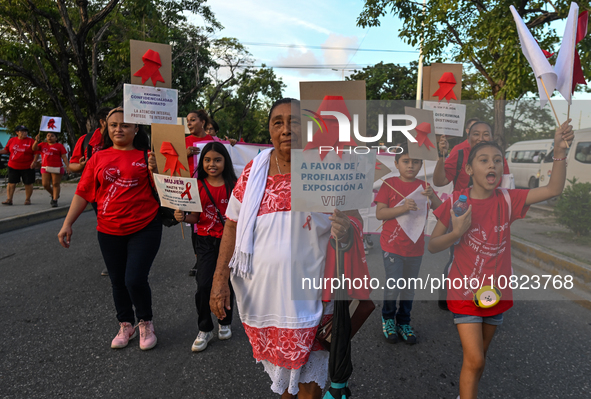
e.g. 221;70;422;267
452;195;469;245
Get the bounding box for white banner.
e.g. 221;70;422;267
123;83;178;125
191;142;273;177
39;116;62;132
422;101;466;137
291;149;376;212
153;174;202;212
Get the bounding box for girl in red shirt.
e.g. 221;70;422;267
428;120;574;399
58;107;161;351
33;132;69;207
174;141;237;352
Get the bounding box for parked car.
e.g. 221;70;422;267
538;129;591;204
505;139;554;188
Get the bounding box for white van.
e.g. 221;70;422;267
538;129;591;196
505;139;554;188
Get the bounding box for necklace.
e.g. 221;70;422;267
275;154;282;174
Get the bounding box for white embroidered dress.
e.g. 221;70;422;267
226;160;332;395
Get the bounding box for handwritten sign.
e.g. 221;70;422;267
153;174;202;212
422;101;466;137
123;84;178;125
291;149;376;212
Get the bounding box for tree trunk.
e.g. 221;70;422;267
493;90;507;150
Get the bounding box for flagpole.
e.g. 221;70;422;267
540;77;570;148
415;0;426;109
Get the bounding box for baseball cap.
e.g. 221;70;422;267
15;125;28;132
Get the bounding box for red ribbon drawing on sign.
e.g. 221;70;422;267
414;122;435;150
572;10;589;94
303;215;312;230
432;72;457;103
133;49;165;86
160;142;187;176
181;182;192;200
47;119;56;130
303;95;358;160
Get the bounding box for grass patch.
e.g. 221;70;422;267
536;230;591;246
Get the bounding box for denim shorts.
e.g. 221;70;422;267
453;313;504;326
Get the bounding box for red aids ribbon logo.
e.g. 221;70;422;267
160;142;187;177
303;215;312;230
133;49;165;86
181;182;192;200
47;119;56;130
303;95;358;160
432;72;457;103
414;122;435;150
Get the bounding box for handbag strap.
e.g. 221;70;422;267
201;179;225;226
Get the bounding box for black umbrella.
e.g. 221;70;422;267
324;236;353;399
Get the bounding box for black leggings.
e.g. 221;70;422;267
97;216;162;325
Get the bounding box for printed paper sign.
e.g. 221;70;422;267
291;149;376;212
422;101;466;137
123;84;178;125
40;116;62;132
153;174;202;212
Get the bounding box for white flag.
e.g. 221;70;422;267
39;116;62;132
554;2;579;104
510;5;557;108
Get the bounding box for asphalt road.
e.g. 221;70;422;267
1;215;590;398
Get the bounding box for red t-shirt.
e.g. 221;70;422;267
70;128;104;164
185;135;214;176
6;137;36;169
444;140;510;192
76;147;159;236
194;179;230;238
38;142;67;167
433;188;530;316
374;177;428;257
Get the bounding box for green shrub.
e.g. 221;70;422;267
554;178;591;236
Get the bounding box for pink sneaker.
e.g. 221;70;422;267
138;320;157;350
111;322;137;349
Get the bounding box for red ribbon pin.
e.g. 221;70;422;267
303;215;312;230
181;182;192;200
47;119;56;130
414;122;435;150
160;142;187;176
432;72;457;103
133;49;165;86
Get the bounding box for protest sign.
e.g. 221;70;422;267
422;101;466;137
152;174;201;212
123;84;178;125
130;40;172;88
404;107;438;161
426;63;463;104
39;116;62;132
291;149;376;212
151;123;190;177
191;142;272;178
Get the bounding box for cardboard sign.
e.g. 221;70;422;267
425;63;462;103
151;123;190;177
130;40;172;88
404;107;438;161
422;101;466;137
291;150;376;212
39;116;62;132
153;174;202;212
123;84;178;125
373;158;392;182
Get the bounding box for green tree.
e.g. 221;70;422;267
357;0;590;146
346;61;417;100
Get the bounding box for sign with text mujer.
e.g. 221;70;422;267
291;149;376;212
152;174;202;212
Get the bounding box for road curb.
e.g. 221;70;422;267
511;235;591;290
0;204;91;235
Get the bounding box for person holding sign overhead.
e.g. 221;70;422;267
58;107;162;351
210;98;367;398
174;142;237;352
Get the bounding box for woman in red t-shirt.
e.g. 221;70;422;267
32;132;69;207
0;125;37;205
173;142;237;352
428;120;574;399
58;107;161;351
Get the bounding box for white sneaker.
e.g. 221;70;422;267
191;331;213;352
218;324;232;340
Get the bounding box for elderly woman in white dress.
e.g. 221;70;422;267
210;98;366;398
